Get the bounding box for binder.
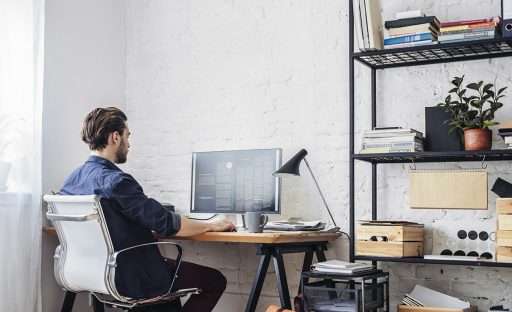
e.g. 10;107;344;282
409;169;488;209
503;0;512;37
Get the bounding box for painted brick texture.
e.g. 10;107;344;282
125;0;512;310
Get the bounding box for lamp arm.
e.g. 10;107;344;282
303;159;337;228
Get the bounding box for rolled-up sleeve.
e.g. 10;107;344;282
110;174;181;236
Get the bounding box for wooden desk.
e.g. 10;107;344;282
43;227;340;312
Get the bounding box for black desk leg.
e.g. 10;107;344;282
245;254;271;312
273;253;292;309
315;249;327;262
61;291;75;312
298;251;314;295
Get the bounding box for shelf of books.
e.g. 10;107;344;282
353;149;512;164
354;255;512;268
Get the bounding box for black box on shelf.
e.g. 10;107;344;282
424;107;463;151
300;271;389;312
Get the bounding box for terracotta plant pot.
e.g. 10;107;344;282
464;128;492;151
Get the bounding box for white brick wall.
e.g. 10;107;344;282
124;0;512;311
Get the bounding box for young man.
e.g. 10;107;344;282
60;107;236;312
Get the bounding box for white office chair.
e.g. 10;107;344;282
44;194;199;311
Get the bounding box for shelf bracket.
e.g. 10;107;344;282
481;155;487;169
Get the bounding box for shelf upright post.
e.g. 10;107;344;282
348;0;355;263
371;68;377;221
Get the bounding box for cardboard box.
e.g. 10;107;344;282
497;198;512;214
356;224;424;242
356;241;423;257
397;305;477;312
496;246;512;263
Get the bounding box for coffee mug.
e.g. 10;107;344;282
245;212;269;233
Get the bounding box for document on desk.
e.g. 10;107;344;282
264;219;325;231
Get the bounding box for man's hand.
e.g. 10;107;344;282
175;216;237;237
209;220;237;232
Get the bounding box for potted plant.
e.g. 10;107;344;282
437;75;507;151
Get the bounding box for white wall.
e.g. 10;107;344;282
42;0;125;311
124;0;512;311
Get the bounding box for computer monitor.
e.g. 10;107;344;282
191;148;281;214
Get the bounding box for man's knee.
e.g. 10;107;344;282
210;268;227;293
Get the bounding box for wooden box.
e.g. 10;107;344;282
496;246;512;263
356;224;424;257
397;305;477;312
496;198;512;214
498;214;512;230
356;224;424;242
356;241;423;257
497;230;512;247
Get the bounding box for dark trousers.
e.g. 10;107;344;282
136;261;227;312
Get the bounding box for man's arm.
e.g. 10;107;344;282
175;217;236;237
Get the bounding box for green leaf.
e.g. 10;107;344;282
478;81;484;88
483;83;493;92
449;87;458;93
467;83;479;90
498;87;507;95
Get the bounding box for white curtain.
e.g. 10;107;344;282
0;0;44;311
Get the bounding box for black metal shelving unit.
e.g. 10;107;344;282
348;0;512;268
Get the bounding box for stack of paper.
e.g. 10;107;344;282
311;260;374;274
402;285;470;309
264;219;325;231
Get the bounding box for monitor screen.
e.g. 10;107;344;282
191;148;281;214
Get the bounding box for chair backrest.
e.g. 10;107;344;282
44;195;122;299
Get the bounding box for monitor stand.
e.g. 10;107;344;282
235;214;246;229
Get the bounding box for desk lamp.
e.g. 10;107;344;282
273;149;339;231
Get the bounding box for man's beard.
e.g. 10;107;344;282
116;139;128;164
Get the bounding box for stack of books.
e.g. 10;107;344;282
359;127;424;154
498;121;512;148
311;260;374;274
383;10;440;49
438;17;499;44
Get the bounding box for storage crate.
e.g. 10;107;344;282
304;282;385;311
301;270;389;312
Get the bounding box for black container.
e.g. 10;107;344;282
424;107;463;151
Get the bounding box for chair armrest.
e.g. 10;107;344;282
46;211;98;222
109;242;184;299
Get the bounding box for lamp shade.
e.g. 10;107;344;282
273;149;308;177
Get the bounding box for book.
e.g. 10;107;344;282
440;16;499;27
311;260;375;274
364;127;424;138
359;0;370;49
365;0;384;50
438;30;495;42
385;16;440;30
384;32;434;45
387;23;437;36
384;40;437;49
358;147;419;154
396;10;425;20
352;0;366;51
439;36;495;44
440;21;497;32
424;254;487;261
362;134;423;143
361;141;422;149
440;26;496;36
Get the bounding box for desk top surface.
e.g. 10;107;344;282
43;227;341;244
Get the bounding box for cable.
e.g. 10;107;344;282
186;214;219;221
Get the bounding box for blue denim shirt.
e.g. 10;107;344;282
60;155;182;299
